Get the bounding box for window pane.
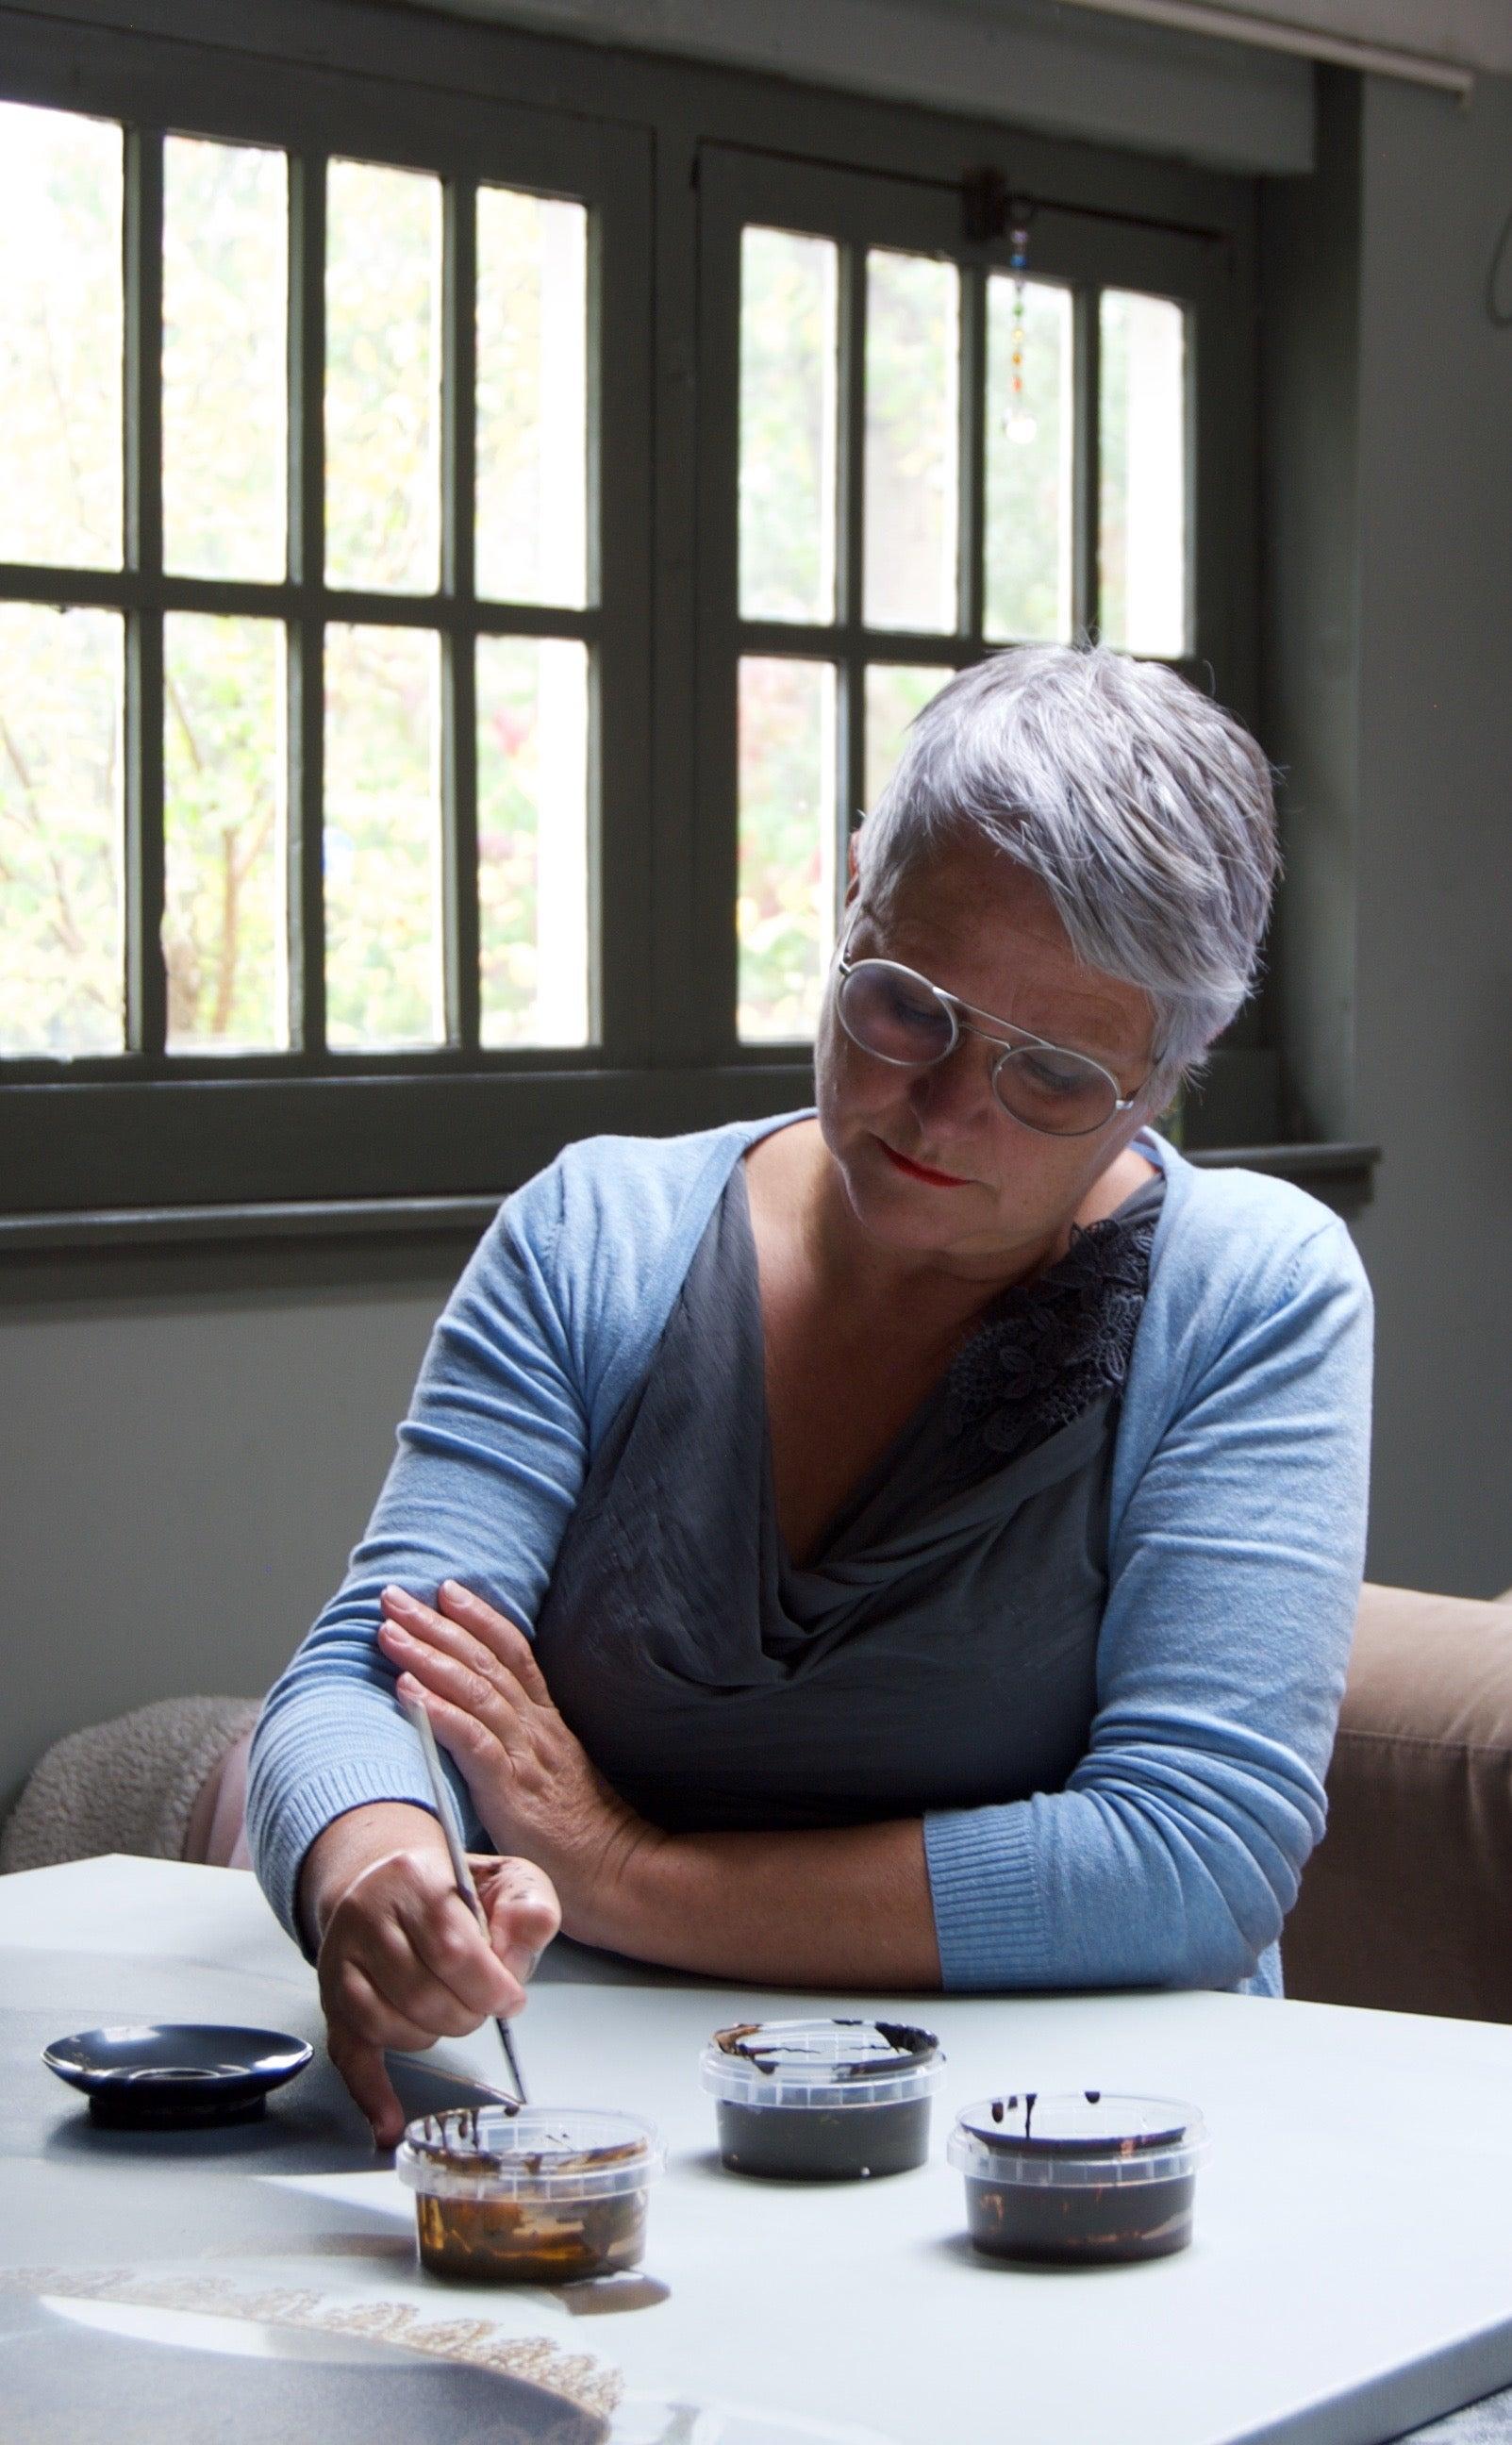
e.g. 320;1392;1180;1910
163;615;287;1052
0;104;122;571
476;189;587;607
739;226;838;624
477;636;590;1046
985;275;1073;643
325;161;441;593
0;605;123;1054
1099;290;1188;657
863;250;958;634
737;657;837;1043
864;664;945;814
324;624;442;1047
163;138;287;581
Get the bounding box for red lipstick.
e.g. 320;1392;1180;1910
877;1139;972;1188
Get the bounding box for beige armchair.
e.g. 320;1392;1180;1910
1285;1583;1512;2023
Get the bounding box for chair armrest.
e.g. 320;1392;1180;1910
1284;1583;1512;2021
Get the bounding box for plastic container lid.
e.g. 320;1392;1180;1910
396;2105;663;2202
700;2018;944;2111
948;2092;1208;2187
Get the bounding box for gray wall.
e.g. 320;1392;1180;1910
1351;69;1512;1595
0;1243;458;1818
1262;66;1512;1600
412;0;1316;172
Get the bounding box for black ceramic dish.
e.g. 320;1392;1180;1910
42;2023;313;2128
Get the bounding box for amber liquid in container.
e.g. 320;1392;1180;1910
397;2105;663;2284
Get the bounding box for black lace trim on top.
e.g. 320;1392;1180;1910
942;1203;1160;1466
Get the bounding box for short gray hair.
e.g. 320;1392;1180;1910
853;643;1280;1101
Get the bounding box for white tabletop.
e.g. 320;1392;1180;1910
4;1855;1512;2445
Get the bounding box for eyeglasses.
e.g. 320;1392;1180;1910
833;922;1147;1139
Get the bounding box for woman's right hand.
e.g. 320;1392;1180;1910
301;1803;560;2146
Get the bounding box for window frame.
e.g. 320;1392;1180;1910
0;0;1261;1219
695;144;1254;1053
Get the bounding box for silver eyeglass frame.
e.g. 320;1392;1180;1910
832;917;1150;1139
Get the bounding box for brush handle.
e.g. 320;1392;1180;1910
402;1695;528;2105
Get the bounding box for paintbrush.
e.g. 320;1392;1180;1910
402;1694;528;2107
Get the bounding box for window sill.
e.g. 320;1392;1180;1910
1182;1139;1380;1180
0;1193;507;1254
0;1140;1382;1254
1182;1139;1381;1220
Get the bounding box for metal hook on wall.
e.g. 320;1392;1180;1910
961;168;1035;248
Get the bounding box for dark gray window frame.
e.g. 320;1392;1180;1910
695;146;1254;1051
1;0;1270;1222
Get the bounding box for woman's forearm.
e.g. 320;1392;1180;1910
297;1801;447;1952
571;1815;942;1990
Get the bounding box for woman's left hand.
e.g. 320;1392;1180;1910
377;1581;656;1927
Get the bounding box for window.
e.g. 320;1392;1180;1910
0;2;1256;1218
696;150;1243;1051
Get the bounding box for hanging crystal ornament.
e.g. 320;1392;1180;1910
1005;210;1038;446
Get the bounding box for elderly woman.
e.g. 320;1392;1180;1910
248;642;1372;2143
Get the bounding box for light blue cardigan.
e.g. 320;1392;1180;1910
248;1112;1373;1994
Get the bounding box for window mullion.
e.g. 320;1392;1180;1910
839;241;866;889
124;126;166;1061
1072;284;1101;641
958;259;987;649
1182;303;1201;663
289;152;326;1057
442;176;480;1055
838;241;865;636
839;655;863;901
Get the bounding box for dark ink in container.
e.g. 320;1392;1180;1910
701;2019;943;2180
948;2091;1209;2266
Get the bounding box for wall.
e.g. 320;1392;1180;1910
1061;0;1512;77
1262;66;1512;1596
1350;67;1512;1593
0;1240;459;1818
406;0;1316;172
1259;72;1361;1146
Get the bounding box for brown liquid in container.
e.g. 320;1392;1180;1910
948;2092;1208;2270
415;2180;649;2284
397;2108;662;2286
961;2165;1197;2264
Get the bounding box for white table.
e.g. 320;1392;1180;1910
5;1855;1512;2445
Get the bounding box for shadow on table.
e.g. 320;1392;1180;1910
12;2146;408;2269
0;2287;610;2445
15;1969;510;2184
40;2094;358;2169
12;2048;528;2271
917;2229;1123;2277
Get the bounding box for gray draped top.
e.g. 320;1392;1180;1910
531;1160;1166;1835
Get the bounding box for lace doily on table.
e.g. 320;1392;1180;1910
942;1206;1160;1464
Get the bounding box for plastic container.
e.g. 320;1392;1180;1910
396;2105;663;2283
947;2090;1209;2266
701;2018;943;2180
